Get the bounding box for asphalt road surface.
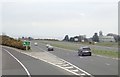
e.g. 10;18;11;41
30;41;118;76
2;46;74;76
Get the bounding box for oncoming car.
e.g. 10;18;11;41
46;44;50;48
47;45;54;51
78;46;92;56
34;42;38;46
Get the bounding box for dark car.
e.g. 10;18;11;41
47;45;54;51
78;46;92;56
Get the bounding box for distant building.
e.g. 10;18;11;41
69;35;87;42
98;31;115;42
99;35;115;42
74;37;79;42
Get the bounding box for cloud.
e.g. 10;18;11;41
80;13;85;16
1;0;119;3
2;0;118;38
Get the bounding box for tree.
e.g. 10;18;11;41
63;35;69;41
69;37;74;42
92;33;99;42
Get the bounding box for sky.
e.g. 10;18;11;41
1;0;119;40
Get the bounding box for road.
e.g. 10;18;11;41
30;40;118;76
2;46;74;76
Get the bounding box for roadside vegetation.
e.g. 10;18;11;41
0;35;30;50
62;41;118;48
92;49;119;58
40;40;119;58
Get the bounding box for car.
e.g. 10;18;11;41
78;46;92;56
47;45;54;51
34;42;38;46
46;44;50;48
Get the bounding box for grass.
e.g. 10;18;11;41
94;42;118;47
92;49;119;58
40;40;119;58
68;41;118;48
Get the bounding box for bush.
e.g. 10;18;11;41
1;35;30;50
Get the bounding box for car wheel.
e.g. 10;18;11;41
89;53;92;56
81;54;84;56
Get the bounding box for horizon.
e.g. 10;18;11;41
1;31;118;40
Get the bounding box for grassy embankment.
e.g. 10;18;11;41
0;35;30;50
40;40;119;58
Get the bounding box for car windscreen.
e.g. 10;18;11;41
82;48;90;51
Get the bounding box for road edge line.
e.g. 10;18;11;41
3;49;31;77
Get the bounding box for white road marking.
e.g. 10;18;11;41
71;69;79;72
80;73;86;75
61;64;69;67
61;58;92;76
79;57;88;59
65;66;74;69
79;57;83;58
3;49;31;77
56;62;64;65
105;63;110;66
92;54;118;60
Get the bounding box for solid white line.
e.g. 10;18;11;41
3;49;31;77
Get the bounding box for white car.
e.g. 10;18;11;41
46;44;50;48
34;42;38;46
47;45;54;51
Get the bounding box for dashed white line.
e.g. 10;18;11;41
105;63;110;66
3;49;31;77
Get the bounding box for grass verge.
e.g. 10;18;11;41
92;49;119;58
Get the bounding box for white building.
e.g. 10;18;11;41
99;36;115;42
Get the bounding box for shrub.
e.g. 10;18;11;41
1;35;30;50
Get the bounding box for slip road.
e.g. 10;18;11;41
2;47;74;76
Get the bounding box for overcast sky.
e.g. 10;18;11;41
1;0;119;39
